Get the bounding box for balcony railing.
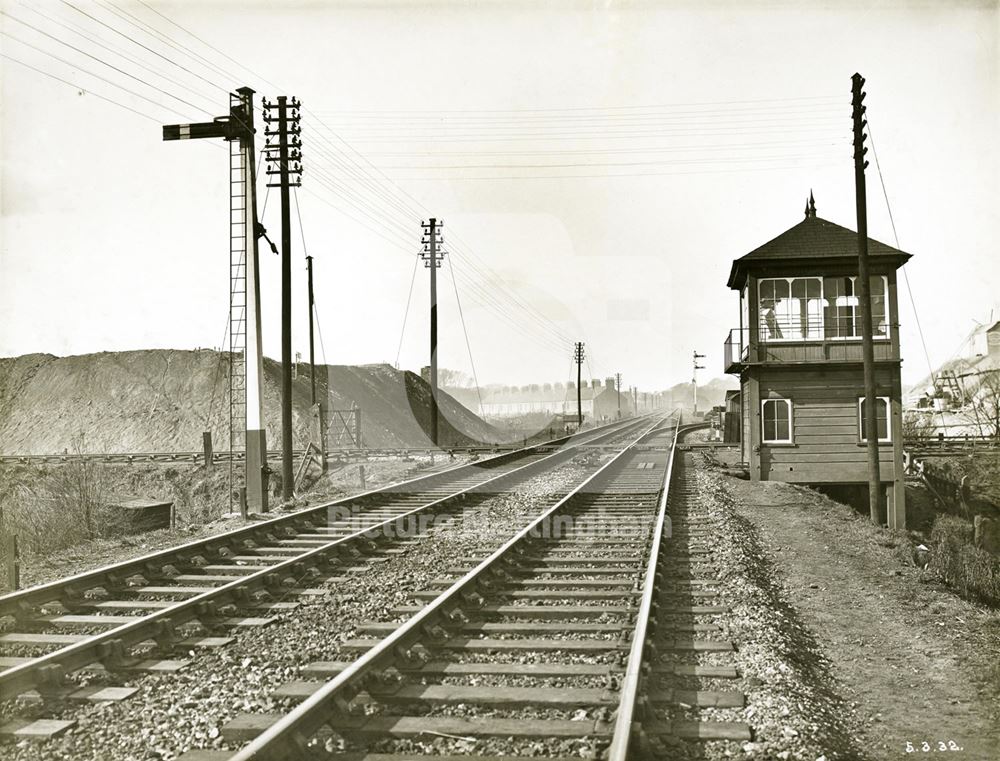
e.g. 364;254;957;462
724;328;748;373
724;324;897;372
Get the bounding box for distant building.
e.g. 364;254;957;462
970;320;1000;359
477;377;634;421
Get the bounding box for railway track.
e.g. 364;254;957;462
0;416;654;720
209;421;751;761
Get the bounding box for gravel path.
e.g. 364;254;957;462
3;461;588;761
672;459;868;760
703;453;1000;760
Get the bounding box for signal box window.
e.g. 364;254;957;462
758;277;823;341
823;276;889;339
858;397;891;442
761;398;793;444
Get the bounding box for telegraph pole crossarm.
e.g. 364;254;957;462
574;342;585;427
420;219;446;447
263;96;304;503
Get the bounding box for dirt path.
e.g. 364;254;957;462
700;456;1000;760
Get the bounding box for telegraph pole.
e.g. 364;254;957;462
263;96;303;502
692;351;706;415
420;219;445;447
615;372;622;418
306;255;316;406
574;342;585;426
852;73;882;525
162;87;269;514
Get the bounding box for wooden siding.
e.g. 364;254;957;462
755;365;901;484
741;379;750;464
753;340;897;364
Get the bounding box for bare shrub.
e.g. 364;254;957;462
929;515;1000;606
0;435;132;556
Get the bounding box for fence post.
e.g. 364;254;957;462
311;403;327;472
202;431;214;467
4;535;20;591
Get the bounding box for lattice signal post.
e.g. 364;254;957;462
420;218;445;447
163;87;269;515
262;96;303;501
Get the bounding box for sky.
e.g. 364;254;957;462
1;0;998;393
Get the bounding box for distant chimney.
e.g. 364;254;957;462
543;382;552;392
606;376;616;390
593;379;602;389
567;381;575;391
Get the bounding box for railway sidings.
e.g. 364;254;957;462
0;419;904;761
214;420;750;761
0;418;660;748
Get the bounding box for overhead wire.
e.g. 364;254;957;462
0;52;163;123
446;256;484;416
867;121;936;383
0;24;204;120
13;0;222;111
5;2;852;373
395;256;421;370
57;0;229;94
314;93;844;114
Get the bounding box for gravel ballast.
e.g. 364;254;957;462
2;461;591;761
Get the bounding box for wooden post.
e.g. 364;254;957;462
311;403;327;472
747;374;761;480
306;255;317;406
202;431;214;467
3;534;19;591
853;72;882;525
421;219;444;447
353;404;363;449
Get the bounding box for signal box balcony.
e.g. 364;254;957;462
723;321;899;375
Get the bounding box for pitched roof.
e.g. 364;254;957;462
727;214;911;289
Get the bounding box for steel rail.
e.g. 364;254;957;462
226;413;676;761
0;416;652;699
606;421;699;759
0;416;641;619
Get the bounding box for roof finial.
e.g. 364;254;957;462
808;189;817;218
